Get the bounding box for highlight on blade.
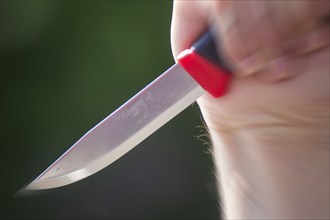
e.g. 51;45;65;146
24;65;204;190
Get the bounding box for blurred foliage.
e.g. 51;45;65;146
1;1;219;219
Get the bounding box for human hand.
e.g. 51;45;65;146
172;0;329;81
171;1;329;219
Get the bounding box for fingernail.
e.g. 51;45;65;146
236;53;265;77
260;56;297;82
288;27;330;56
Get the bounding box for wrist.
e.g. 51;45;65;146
197;48;330;218
205;116;329;219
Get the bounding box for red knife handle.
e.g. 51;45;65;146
178;30;231;98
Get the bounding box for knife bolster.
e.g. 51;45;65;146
178;48;231;98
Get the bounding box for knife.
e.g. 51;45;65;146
25;30;231;190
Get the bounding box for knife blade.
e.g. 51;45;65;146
25;30;231;190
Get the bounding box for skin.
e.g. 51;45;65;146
171;1;329;219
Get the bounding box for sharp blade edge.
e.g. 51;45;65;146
26;64;204;190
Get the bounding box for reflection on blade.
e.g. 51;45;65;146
26;64;204;190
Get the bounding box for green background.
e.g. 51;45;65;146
1;1;219;219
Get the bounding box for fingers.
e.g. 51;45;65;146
289;25;330;57
170;0;209;59
212;0;329;82
171;1;329;83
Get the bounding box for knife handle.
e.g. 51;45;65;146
177;30;231;98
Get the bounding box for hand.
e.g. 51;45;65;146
171;0;329;81
171;1;329;219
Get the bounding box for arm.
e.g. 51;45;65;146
171;1;329;219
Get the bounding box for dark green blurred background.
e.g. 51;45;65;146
1;1;219;219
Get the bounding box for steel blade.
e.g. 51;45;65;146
26;64;204;190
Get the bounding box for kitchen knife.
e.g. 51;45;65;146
25;30;231;190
